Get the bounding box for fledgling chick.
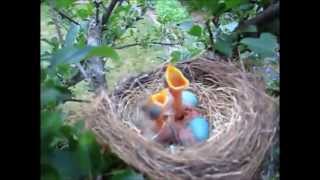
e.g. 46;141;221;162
141;89;176;144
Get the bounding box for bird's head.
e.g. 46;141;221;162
165;64;189;92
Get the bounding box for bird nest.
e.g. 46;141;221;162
85;58;279;180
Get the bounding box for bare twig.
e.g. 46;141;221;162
54;8;80;25
114;42;180;49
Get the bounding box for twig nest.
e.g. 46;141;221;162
85;58;279;180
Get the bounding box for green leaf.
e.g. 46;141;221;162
170;51;182;63
66;46;93;64
48;151;84;179
225;0;249;9
240;33;279;58
60;125;78;150
188;25;202;37
41;163;61;180
87;45;120;62
41;110;63;143
111;169;144;180
49;46;79;68
215;35;233;57
56;0;74;9
64;23;80;47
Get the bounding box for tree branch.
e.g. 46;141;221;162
237;1;279;30
101;0;120;26
114;42;180;49
63;98;91;103
54;8;80;25
64;72;84;87
93;0;101;24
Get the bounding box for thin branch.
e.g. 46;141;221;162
63;98;91;103
114;42;180;49
54;8;80;25
101;0;120;26
237;1;279;30
205;20;214;51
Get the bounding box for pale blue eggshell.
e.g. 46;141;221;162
182;90;198;108
187;116;209;142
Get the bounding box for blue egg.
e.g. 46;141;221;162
187;116;209;142
182;90;198;108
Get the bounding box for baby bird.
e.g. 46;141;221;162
141;88;176;144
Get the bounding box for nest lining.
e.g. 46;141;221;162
85;58;278;180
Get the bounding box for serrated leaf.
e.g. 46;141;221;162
240;33;279;58
64;23;80;47
188;25;202;37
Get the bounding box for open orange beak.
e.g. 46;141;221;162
150;88;169;108
165;64;189;120
165;64;189;92
148;88;170;131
